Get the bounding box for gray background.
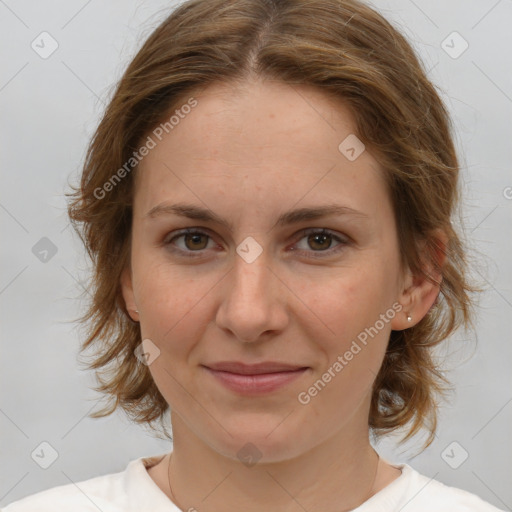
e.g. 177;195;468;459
1;0;511;509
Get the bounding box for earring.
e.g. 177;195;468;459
406;314;412;322
135;309;139;313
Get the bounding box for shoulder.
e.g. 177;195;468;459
392;464;506;512
1;452;171;512
1;481;123;512
1;463;131;512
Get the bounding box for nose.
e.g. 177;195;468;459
215;247;289;343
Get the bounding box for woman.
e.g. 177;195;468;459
3;0;505;510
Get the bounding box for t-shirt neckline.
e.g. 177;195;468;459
132;452;411;511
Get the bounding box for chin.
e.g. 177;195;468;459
206;419;310;465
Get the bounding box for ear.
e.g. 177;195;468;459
120;264;139;322
391;228;447;330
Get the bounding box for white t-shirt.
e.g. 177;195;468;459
1;451;505;511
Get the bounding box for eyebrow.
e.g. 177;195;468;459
145;202;368;230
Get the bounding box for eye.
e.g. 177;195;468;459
163;227;349;259
164;228;216;256
292;228;348;258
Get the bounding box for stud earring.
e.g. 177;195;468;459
135;309;139;313
406;314;412;322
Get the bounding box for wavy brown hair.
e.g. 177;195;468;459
67;0;477;448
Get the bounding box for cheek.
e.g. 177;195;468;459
133;255;208;351
134;263;211;402
297;273;393;418
293;260;397;409
300;260;397;347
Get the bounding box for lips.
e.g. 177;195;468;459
203;361;308;375
202;361;309;394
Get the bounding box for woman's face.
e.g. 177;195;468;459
122;79;410;462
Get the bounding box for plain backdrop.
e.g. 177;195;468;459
1;0;511;509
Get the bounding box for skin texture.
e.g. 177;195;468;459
121;78;441;512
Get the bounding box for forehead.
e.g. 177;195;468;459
153;79;358;159
133;79;389;222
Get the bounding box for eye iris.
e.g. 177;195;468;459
308;232;331;251
185;233;208;250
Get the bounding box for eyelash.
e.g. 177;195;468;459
163;228;349;259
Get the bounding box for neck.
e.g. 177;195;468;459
166;414;381;512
